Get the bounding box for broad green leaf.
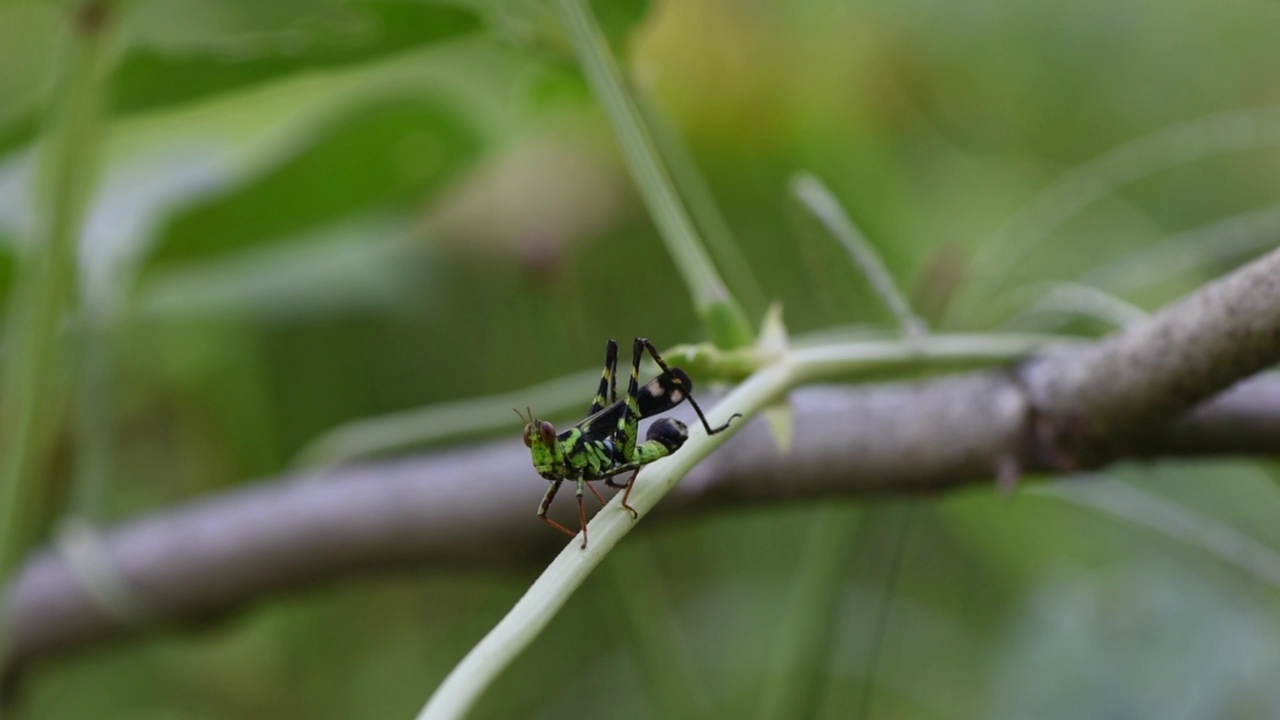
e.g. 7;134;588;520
0;0;482;159
590;0;650;53
145;99;476;267
135;214;426;323
0;41;530;313
0;2;63;145
117;1;482;115
488;0;651;58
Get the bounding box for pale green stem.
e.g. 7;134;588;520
603;545;711;720
1003;282;1149;332
0;0;115;650
784;333;1056;383
414;331;1043;720
1029;476;1280;592
635;88;767;317
791;172;927;340
1080;200;1280;294
953;104;1280;327
553;0;752;348
855;505;914;720
304;333;1064;467
754;506;861;720
763;172;926;716
416;362;792;720
293;369;601;467
70;319;114;517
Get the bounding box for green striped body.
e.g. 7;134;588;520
531;421;687;483
521;337;739;548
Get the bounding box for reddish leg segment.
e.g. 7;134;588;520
537;480;576;538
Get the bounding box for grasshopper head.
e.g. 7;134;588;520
516;407;564;479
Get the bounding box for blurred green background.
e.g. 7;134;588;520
3;0;1280;717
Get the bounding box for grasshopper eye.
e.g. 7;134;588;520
539;421;557;446
522;424;533;448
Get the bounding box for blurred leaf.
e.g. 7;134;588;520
293;367;600;467
490;0;651;58
116;1;482;115
146;98;476;266
14;1;1280;717
525;59;592;111
135;214;424;323
1081;201;1280;299
0;0;482;158
589;0;650;53
634;86;767;318
1033;476;1280;590
0;2;64;138
991;563;1280;719
0;116;39;165
555;0;752;347
117;318;284;483
791;172;926;337
421;120;627;262
0;232;16;302
0;44;508;309
755;507;860;720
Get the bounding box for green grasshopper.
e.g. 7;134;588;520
517;337;741;548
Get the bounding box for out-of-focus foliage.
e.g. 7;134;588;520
3;0;1280;717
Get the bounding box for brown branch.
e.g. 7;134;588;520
5;373;1279;671
1023;246;1280;462
5;246;1280;678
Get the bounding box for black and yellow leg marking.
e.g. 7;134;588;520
635;337;738;435
589;339;619;415
616;338;646;460
522;337;742;549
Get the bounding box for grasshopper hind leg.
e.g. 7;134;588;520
603;470;641;519
589;339;620;415
636;337;743;435
620;468;641;519
586;481;608;506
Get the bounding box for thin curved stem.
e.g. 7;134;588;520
553;0;752;347
0;0;117;660
417;362;795;720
